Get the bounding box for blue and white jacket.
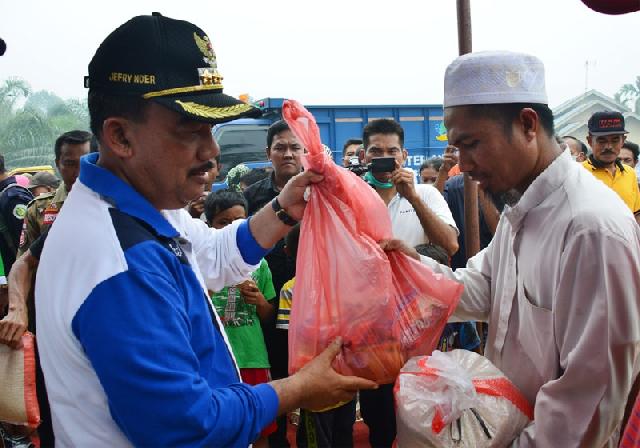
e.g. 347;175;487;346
35;153;278;447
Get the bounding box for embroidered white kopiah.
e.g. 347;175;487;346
443;51;548;108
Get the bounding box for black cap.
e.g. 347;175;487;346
85;13;260;124
588;111;628;136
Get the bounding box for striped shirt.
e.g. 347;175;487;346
276;277;295;330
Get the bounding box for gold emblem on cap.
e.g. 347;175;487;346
198;68;223;86
140;32;227;99
194;33;224;88
175;101;254;119
505;70;522;88
194;33;217;68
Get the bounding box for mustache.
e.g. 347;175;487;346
188;161;214;176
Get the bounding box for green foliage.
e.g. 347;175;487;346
24;90;64;116
0;78;89;169
615;76;640;113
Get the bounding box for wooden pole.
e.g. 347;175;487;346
456;0;480;260
456;0;485;353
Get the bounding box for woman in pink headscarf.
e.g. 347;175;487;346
14;175;30;188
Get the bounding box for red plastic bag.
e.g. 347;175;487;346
283;99;463;384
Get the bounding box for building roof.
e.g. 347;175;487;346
553;89;640;137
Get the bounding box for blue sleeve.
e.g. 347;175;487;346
72;268;278;447
236;218;271;265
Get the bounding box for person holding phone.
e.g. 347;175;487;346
356;118;459;448
358;119;459;255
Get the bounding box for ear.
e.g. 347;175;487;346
519;108;538;142
358;147;365;163
402;148;409;162
265;147;272;161
102;118;135;159
587;135;593;147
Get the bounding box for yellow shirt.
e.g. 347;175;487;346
582;159;640;213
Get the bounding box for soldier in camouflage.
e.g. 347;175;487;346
18;131;91;256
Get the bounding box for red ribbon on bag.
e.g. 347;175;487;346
402;359;534;434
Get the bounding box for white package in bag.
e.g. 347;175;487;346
395;350;533;447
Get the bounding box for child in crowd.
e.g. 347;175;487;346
204;190;277;447
415;243;481;353
277;224;358;448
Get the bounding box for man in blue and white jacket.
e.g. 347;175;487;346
35;13;376;448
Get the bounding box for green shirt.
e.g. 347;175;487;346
210;259;276;368
0;252;5;285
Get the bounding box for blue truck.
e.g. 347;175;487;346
213;97;449;180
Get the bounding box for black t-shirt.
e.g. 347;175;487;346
443;175;503;270
0;176;33;272
243;174;279;216
244;174;296;379
29;225;50;260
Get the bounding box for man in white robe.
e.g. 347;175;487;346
392;51;640;446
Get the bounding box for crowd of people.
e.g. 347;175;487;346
1;12;640;448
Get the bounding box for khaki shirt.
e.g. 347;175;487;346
19;184;68;256
421;150;640;446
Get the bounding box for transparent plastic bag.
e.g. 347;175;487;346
282;99;463;384
395;350;533;447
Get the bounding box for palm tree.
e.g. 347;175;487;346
614;76;640;113
0;77;89;168
0;78;31;109
0;78;31;134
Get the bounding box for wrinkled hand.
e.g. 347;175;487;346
0;302;28;349
238;280;266;307
379;239;420;261
188;194;207;219
276;170;324;220
390;160;417;201
294;338;378;411
442;146;459;172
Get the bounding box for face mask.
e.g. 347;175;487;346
364;171;393;189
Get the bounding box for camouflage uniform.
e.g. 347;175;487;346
18;184;68;256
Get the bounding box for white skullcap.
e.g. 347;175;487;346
443;51;548;108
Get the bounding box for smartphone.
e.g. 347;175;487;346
370;156;396;173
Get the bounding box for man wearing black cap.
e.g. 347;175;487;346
34;13;376;448
583;111;640;223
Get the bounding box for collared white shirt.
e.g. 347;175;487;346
388;183;457;247
421;150;640;447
